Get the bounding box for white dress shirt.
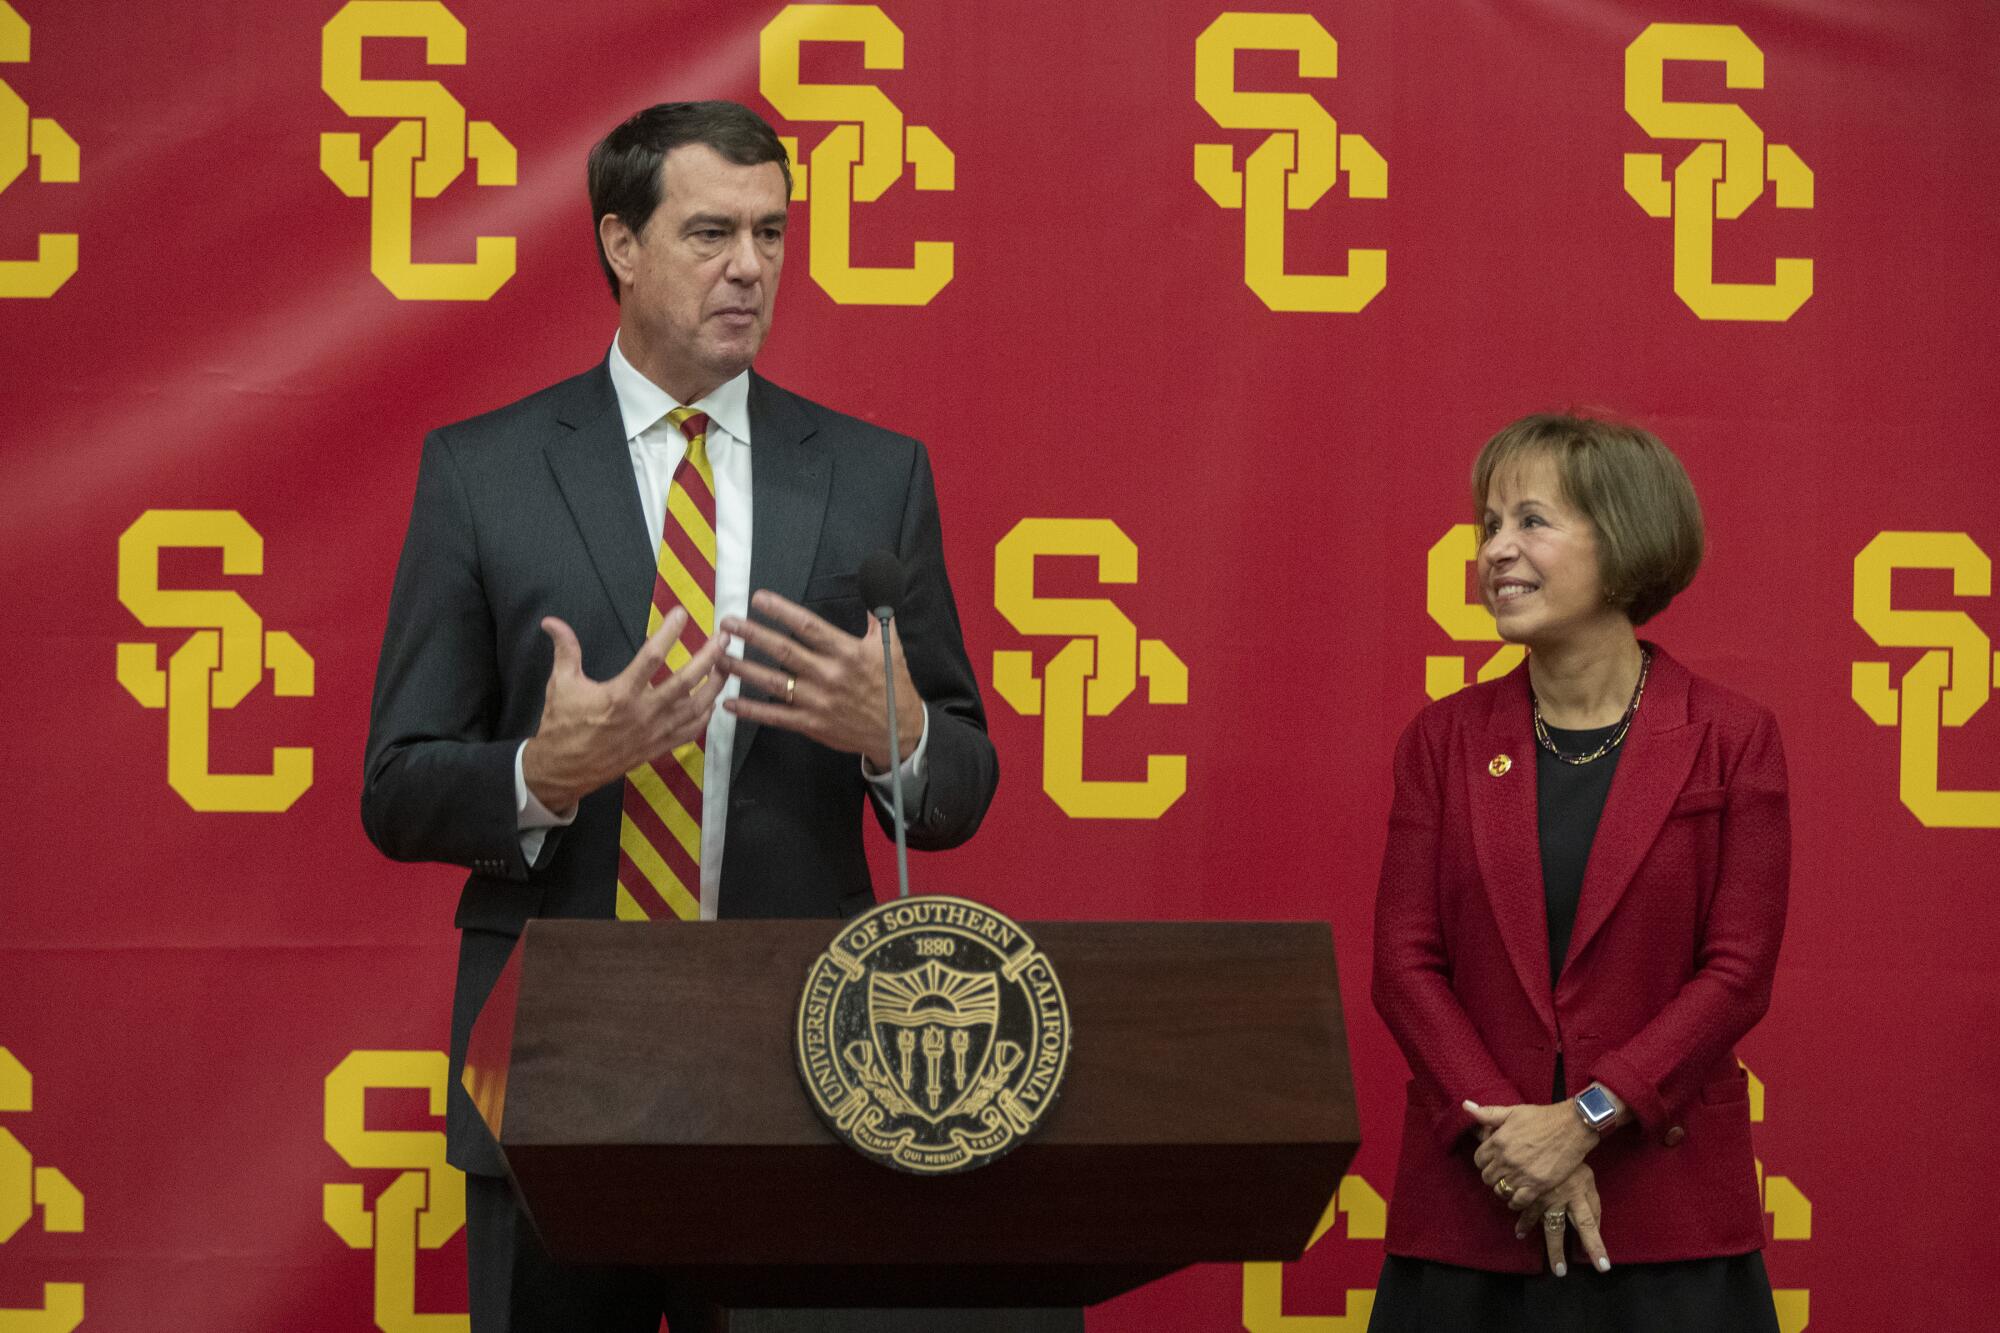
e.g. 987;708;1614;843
511;337;927;917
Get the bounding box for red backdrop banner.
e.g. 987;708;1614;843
3;0;1997;1329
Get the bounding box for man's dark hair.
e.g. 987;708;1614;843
587;101;794;299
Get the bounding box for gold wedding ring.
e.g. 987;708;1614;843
784;676;797;705
1495;1178;1515;1199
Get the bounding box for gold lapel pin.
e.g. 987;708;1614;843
1488;754;1512;777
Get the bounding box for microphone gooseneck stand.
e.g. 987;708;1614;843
859;550;911;899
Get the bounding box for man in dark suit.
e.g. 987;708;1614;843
361;101;997;1332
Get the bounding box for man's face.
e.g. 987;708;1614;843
608;143;789;400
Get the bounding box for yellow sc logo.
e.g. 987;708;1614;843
1743;1065;1811;1333
1425;524;1523;700
0;1048;85;1333
1852;532;2000;828
1242;1173;1384;1331
319;0;516;301
993;519;1188;820
1195;13;1386;314
1623;23;1813;322
0;1;79;299
324;1051;467;1333
115;510;315;813
760;3;954;305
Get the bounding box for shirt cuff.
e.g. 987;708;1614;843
864;706;931;810
515;741;578;865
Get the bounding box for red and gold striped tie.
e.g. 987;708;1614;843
616;406;715;921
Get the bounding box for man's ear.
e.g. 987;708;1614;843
598;213;639;290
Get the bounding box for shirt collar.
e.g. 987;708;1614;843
606;334;753;446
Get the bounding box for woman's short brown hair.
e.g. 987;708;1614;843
1471;413;1704;627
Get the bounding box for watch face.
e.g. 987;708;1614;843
1577;1086;1616;1126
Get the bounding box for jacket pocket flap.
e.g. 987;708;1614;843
803;571;860;603
1670;786;1727;817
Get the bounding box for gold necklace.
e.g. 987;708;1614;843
1531;649;1651;765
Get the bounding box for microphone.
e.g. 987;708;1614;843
858;549;905;620
858;550;912;899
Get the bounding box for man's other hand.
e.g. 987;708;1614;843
719;590;922;771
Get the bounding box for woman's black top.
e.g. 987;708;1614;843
1538;722;1622;1100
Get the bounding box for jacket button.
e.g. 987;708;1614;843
1664;1125;1686;1147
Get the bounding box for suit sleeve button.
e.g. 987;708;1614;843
1663;1125;1686;1147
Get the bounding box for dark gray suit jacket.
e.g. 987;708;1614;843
361;363;997;1174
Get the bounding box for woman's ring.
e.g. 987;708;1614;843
1495;1179;1515;1199
784;676;797;705
1543;1209;1568;1231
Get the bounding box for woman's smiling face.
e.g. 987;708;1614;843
1478;453;1624;647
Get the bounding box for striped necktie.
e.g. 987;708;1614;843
615;406;715;922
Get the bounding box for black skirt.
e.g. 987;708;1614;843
1367;1253;1780;1333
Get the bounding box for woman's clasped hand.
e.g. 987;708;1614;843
1465;1099;1614;1275
1527;1164;1608;1278
1466;1099;1595;1212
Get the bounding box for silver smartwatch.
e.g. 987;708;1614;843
1573;1084;1618;1133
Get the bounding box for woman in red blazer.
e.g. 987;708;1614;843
1368;415;1788;1331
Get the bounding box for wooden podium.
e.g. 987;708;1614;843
463;917;1358;1317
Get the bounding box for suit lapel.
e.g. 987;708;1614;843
1556;647;1705;989
545;366;654;655
1467;671;1558;1033
736;372;829;778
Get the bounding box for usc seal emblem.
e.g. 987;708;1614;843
795;896;1071;1174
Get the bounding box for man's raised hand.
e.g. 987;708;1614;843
718;590;923;772
521;610;728;812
